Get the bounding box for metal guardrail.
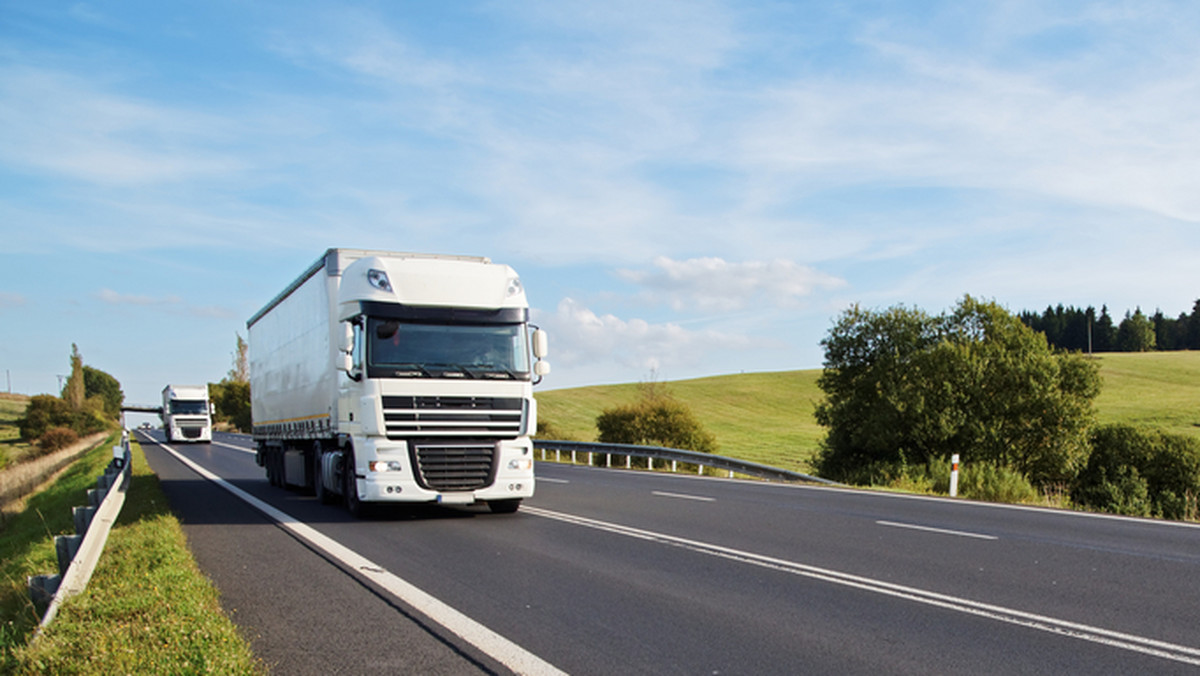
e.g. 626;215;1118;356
532;439;838;486
29;430;133;636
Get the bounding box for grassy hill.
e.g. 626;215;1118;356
535;351;1200;475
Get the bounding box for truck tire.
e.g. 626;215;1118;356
488;499;522;514
313;442;335;505
343;446;366;518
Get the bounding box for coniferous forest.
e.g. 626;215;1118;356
1019;300;1200;353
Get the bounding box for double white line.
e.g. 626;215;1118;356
525;506;1200;667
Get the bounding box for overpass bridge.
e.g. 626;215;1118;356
120;403;162;428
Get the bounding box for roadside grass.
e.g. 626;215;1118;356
1;436;262;674
536;351;1200;478
0;394;32;471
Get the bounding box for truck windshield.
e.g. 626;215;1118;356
169;400;208;415
367;318;531;379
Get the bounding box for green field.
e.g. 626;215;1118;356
535;351;1200;475
0;394;32;471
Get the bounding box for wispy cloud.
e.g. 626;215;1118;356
95;289;183;306
617;256;845;312
537;297;764;376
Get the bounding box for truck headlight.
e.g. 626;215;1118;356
369;460;403;472
508;458;532;471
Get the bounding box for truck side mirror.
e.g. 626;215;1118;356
339;322;355;354
532;329;549;360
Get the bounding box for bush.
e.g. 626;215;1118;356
1073;424;1200;520
958;462;1038;504
596;385;717;454
17;395;73;440
38;426;79;454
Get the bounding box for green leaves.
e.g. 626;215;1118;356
815;296;1101;486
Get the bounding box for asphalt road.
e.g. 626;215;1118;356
138;430;1200;675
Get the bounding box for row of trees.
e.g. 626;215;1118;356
815;297;1200;519
1018;300;1200;353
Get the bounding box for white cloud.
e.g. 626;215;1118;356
0;66;244;186
0;292;26;308
536;297;762;377
617;256;846;312
95;289;183;306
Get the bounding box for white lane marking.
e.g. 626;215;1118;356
525;506;1200;667
537;477;570;484
876;520;998;540
652;491;715;503
148;436;566;676
211;440;255;455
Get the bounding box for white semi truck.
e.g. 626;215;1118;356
247;248;549;516
162;384;214;443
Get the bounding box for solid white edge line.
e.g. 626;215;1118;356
525;506;1200;667
652;491;716;502
876;520;998;540
145;434;566;676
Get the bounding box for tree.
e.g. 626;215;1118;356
1116;308;1156;352
228;332;249;384
63;343;85;411
83;365;124;420
814;296;1099;486
210;333;252;432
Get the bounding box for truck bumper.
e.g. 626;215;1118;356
353;437;536;504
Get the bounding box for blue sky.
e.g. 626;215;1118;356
2;1;1199;408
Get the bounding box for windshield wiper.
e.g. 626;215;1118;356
386;363;436;378
466;364;519;379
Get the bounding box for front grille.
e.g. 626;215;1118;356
411;441;497;491
381;396;524;440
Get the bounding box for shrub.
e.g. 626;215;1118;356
596;385;717;454
1073;424;1200;519
958;462;1038;504
17;395;73;441
38;426;79;454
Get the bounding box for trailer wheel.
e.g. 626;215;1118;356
343;446;366;518
267;447;282;487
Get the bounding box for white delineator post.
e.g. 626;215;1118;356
950;454;960;497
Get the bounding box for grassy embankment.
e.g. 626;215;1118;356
0;394;33;471
0;423;262;674
535;351;1200;476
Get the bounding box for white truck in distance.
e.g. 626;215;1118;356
162;384;214;443
247;248;549;516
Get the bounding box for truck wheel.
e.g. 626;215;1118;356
488;499;522;514
313;443;334;505
343;447;366;518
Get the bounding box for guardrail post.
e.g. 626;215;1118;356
55;535;83;576
648;457;653;471
28;575;61;614
671;460;677;473
571;449;576;464
73;505;97;536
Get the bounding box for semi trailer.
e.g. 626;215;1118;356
247;248;549;516
162;384;214;443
